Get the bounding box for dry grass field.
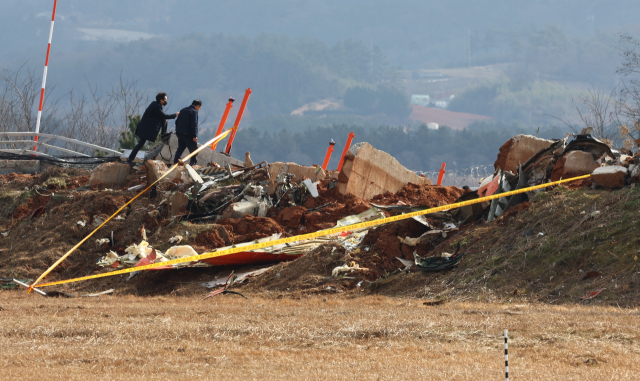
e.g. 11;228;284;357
1;291;639;380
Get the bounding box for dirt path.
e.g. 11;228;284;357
1;292;638;380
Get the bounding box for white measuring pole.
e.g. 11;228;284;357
504;329;509;381
33;0;58;152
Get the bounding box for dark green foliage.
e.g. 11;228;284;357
449;78;578;124
52;34;391;119
344;86;410;117
204;121;567;172
119;114;141;150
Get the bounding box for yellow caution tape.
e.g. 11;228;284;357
29;130;232;291
35;174;591;288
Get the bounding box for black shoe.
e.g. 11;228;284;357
125;159;136;167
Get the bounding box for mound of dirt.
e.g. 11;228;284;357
195;225;233;248
371;183;465;206
358;219;434;276
246;243;357;292
220;215;286;243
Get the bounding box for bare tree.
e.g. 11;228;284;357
0;64;62;155
0;63;156;157
573;86;618;144
615;35;640;149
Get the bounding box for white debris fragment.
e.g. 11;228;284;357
165;245;198;258
92;216;105;227
331;261;369;277
115;215;125;221
125;241;154;258
77;221;86;227
302;179;320;197
396;257;415;269
168;235;183;244
95;238;110;247
97;250;120;267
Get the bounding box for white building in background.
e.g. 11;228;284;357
410;95;430;107
427;123;439;130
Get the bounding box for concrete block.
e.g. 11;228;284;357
88;162;132;187
244;152;254;167
145;160;194;186
157;134;242;167
337;142;432;200
550;150;599;181
591;166;627;188
0;160;40;175
145;160;169;185
494;134;554;173
170;192;190;217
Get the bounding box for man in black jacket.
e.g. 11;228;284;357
126;92;179;165
173;100;202;166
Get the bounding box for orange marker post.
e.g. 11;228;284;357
437;163;447;185
336;132;355;172
211;98;234;151
322;140;336;171
225;88;252;155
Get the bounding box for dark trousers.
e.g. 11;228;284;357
128;138;147;162
174;134;198;165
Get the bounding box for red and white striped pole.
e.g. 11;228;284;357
33;0;58;152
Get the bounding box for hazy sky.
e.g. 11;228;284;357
3;0;640;68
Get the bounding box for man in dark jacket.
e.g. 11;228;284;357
126;92;179;165
174;100;202;166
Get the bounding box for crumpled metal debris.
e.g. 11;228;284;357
413;244;464;272
336;207;385;227
96;240;203;269
203;271;247;300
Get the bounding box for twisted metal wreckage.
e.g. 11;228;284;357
3;124;635;296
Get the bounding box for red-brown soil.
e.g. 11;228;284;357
371;183;464;207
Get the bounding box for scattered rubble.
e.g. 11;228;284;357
591;166;628;188
494;134;555;173
2;130;640;304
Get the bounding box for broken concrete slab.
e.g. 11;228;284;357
145;160;194;186
244;151;254;167
494;134;554;173
591;166;627;188
88;162;132;187
170;192;190;217
337;142;432;200
550;150;599;181
145;160;169;185
156;133;243;167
